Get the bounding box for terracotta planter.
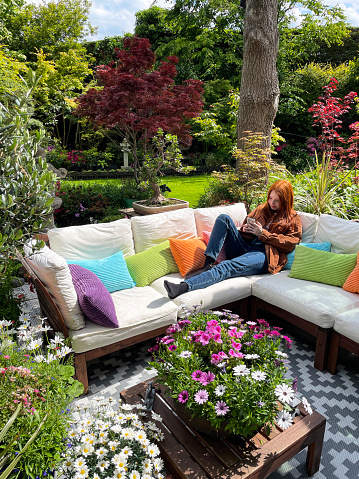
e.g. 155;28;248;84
132;198;189;215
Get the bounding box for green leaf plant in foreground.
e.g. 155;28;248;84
0;68;56;268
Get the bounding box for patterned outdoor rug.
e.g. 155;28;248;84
19;284;359;479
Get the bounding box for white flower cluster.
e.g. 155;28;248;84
0;312;73;363
273;383;313;430
60;397;165;479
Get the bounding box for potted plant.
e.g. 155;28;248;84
59;397;166;479
132;129;192;214
120;178;151;208
149;309;313;438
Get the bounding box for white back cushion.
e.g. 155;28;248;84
48;218;135;260
297;211;319;243
24;241;85;330
194;203;247;238
315;214;359;254
131;207;197;253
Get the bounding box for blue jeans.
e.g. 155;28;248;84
186;214;268;291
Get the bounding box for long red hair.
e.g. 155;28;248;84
264;180;295;218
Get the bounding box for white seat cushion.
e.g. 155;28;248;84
334;308;359;343
131;208;197;253
150;273;252;317
251;271;359;328
70;286;178;353
194;203;247;237
48;218;135;259
315;214;359;254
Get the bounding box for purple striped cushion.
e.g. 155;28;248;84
68;264;118;328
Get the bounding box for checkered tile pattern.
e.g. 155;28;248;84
18;284;359;478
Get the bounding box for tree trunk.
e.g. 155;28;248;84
236;0;279;172
149;182;166;203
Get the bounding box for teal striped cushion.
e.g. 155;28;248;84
283;242;331;270
68;251;135;293
125;240;179;287
288;245;357;287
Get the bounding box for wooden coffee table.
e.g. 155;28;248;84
120;380;326;479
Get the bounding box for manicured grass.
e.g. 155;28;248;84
65;174;212;208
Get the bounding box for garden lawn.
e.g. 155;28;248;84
66;174;212;208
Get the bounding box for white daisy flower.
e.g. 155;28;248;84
274;384;295;404
121;446;133;456
142;458;153;472
73;457;87;470
129;471;141;479
179;350;192;358
152;457;164;470
275;350;288;358
33;355;46;363
214;384;226;396
245;354;260;360
302;396;313;415
74;464;89;478
246;321;257;325
147;443;160;457
95;447;108;458
251;371;267;381
151;411;163;422
97;459;110;471
113;470;126;479
233;365;250;376
111;453;127;468
27;339;42;350
79;443;94;456
121;403;135;411
276;410;293;430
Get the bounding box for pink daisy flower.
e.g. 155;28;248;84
215;400;229;416
194;389;209;404
191;370;203;381
178;390;189;403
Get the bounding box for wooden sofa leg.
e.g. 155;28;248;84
327;330;340;375
248;296;258;321
314;327;331;371
74;353;89;395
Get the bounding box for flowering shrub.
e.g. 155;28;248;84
149;309;312;437
0;311;83;478
60;397;165;479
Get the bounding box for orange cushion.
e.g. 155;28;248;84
169;237;207;277
343;251;359;293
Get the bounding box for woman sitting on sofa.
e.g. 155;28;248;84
164;179;302;299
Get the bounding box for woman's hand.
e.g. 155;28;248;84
243;220;263;237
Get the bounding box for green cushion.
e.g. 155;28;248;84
288;245;357;287
125;240;179;287
283;242;331;270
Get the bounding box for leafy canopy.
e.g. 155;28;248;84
76;36;204;176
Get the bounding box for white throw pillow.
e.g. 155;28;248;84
297;211;319;243
315;214;359;254
194;203;247;238
48;218;135;260
131;207;197;253
24;241;85;330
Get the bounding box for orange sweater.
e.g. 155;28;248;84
240;204;302;274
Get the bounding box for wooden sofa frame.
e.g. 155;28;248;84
19;253;357;390
18;254;248;394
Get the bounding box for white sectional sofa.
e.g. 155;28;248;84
21;203;359;392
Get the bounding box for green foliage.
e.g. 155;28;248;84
0;46;27;99
0;0;24;43
54;181;127;226
277;142;314;172
135;6;174;52
287;151;359;218
0;70;56;262
3;0;96;60
84;35;125;67
0;258;22;326
277;62;353;138
0;318;83;479
139;129;195;201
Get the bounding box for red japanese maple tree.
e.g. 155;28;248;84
76;36;203;184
